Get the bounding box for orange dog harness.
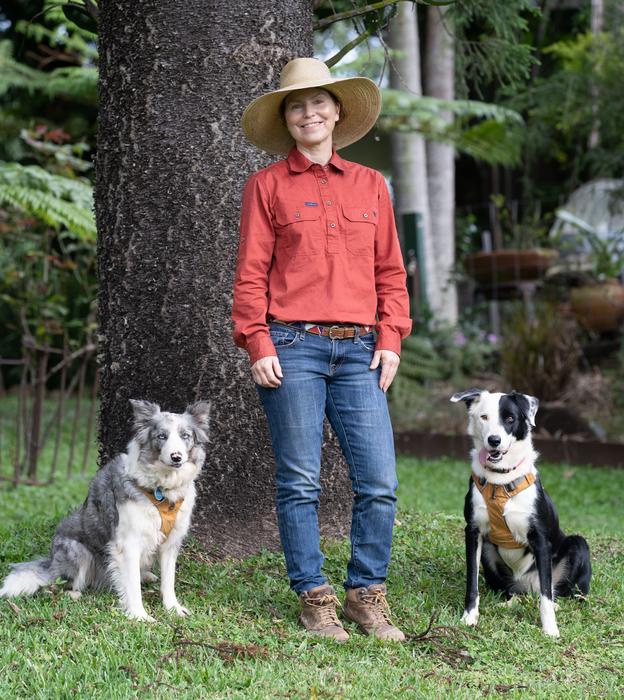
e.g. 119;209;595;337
141;488;184;538
472;473;536;549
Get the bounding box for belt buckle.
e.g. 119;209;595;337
328;325;343;339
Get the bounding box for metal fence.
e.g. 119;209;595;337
0;335;98;485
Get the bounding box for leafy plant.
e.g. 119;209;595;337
499;303;580;402
380;91;524;166
0;210;96;358
0;161;95;240
554;209;624;281
489;193;551;250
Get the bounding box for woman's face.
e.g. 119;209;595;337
283;88;340;149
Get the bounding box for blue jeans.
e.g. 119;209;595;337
257;322;398;594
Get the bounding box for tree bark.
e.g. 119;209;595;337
388;3;439;314
96;0;352;559
425;5;457;325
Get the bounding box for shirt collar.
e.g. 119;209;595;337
287;146;350;173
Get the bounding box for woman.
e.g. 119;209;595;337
232;57;412;642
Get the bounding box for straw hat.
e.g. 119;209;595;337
241;57;382;155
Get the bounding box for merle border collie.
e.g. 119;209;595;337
451;389;591;637
1;400;209;621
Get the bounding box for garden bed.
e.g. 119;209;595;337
396;431;624;468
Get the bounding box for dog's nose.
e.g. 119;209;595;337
488;435;501;447
171;452;182;464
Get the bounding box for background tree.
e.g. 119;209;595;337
96;0;352;558
425;4;457;324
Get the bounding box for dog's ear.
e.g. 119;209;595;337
186;401;210;443
129;399;160;433
450;388;483;409
523;393;539;427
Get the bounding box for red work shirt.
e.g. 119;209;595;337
232;147;412;365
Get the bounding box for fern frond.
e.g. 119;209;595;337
379;89;524;165
0;40;97;105
0;162;95;240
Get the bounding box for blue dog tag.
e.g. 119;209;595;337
154;486;165;502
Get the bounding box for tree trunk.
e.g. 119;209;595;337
388;3;439;314
425;5;457;325
589;0;604;149
96;0;352;559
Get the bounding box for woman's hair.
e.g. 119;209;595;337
279;89;344;122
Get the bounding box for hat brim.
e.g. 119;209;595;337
241;76;382;156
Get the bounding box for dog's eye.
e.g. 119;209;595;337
181;432;191;440
157;433;167;440
480;414;488;421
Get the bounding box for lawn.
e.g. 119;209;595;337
0;457;623;699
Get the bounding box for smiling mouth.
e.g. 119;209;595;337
487;450;504;464
301;121;323;129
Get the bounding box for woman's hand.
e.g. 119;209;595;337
251;356;283;388
370;350;400;393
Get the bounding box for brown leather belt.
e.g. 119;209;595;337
271;320;374;340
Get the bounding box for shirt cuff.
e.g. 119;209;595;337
375;329;402;356
247;335;277;365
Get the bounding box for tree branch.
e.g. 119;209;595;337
325;26;373;67
314;0;455;31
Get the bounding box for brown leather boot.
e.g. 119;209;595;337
343;584;406;641
299;584;349;642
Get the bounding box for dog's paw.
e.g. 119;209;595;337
498;597;518;609
461;608;479;626
166;603;191;617
66;590;82;601
126;609;156;622
542;622;560;638
141;571;158;584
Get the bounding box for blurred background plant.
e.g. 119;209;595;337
499;303;581;402
0;1;96;378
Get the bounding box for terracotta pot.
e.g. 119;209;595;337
464;248;558;285
570;279;624;332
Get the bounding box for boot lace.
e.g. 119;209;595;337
360;589;392;625
306;593;342;626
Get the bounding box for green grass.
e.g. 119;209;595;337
1;457;623;699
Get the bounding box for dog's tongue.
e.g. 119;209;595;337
479;448;489;466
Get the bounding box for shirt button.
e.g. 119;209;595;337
326;200;332;206
363;212;369;218
329;222;336;228
295;212;300;218
320;178;328;184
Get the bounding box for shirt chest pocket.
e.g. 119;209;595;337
342;206;376;256
273;201;323;258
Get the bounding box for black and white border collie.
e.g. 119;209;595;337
451;389;591;637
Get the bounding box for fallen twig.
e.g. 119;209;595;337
405;612;475;668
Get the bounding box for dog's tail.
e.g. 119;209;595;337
0;558;55;598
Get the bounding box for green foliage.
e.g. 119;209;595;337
380;90;524;165
0;40;97;106
0;211;96;355
0;161;95;240
499;303;581;402
450;0;539;98
554;210;624;280
511;24;624;201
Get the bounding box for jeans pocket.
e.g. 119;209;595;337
269;325;301;348
357;333;376;352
